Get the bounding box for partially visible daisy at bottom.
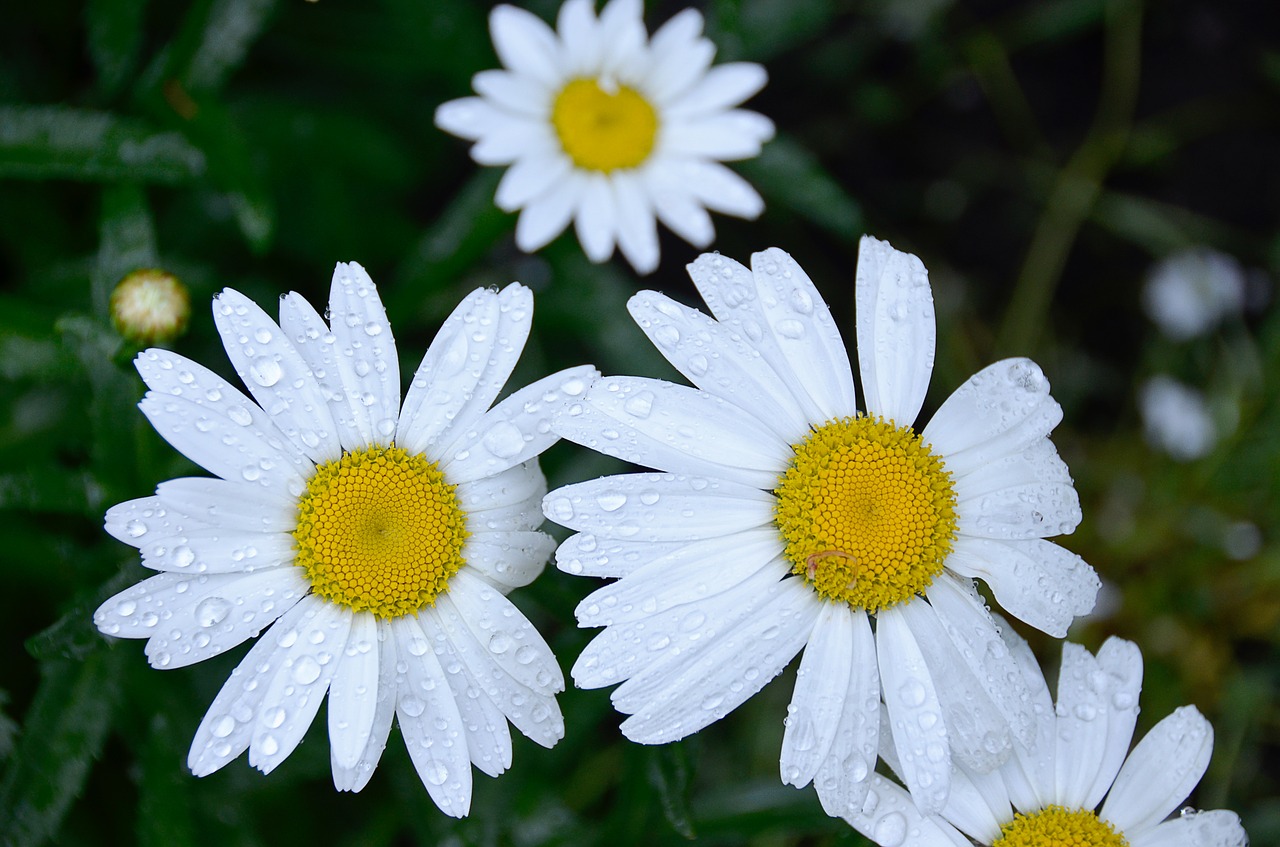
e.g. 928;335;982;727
95;264;595;816
844;634;1249;847
543;237;1099;817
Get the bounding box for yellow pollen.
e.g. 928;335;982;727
293;444;468;619
551;78;658;172
992;805;1129;847
774;416;957;611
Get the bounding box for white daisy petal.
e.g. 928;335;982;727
897;595;1012;775
551;377;789;488
626;290;811;442
155;478;294;534
946;536;1099;637
443;365;600;481
421;610;513;777
647;174;716;248
938;766;1011;844
490;5;564;86
249;600;352;775
211;288;338;463
435;97;504;141
662;111;776;160
332;621;399;792
842;774;974;847
924;575;1037;749
575;528;783;627
1082;637;1143;810
554;532;687;579
612;170;661;275
682;159;765;219
469;495;546;533
94;568;307;655
398;284;534;457
1129;809;1249;847
138;528;294;575
750;248;858;419
472;116;557;166
666;62;768;119
495;151;571;211
596;0;646;77
543;472;777;541
277;291;357;460
642;10;713;102
392;615;473;817
457;461;546;515
575;563;785;692
328;612;382;770
812;607;879;818
575;173;618;263
618;577;818;744
1101;706;1214;834
877;605;952;815
1052;643;1114;808
463;530;556;594
781;603;854;788
432;592;564;748
515;170;585;251
472;69;553;118
922;358;1063;477
187;596;321;777
952;439;1081;541
998;622;1057;811
855;235;936;427
325;263;400;450
555;0;599;71
447;570;564;693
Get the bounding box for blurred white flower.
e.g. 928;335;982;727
542;238;1098;817
96;265;593;814
844;637;1248;847
1142;248;1245;341
435;0;774;274
1139;375;1217;461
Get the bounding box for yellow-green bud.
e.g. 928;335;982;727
110;269;190;344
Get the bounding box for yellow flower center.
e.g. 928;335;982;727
992;805;1129;847
551;78;658;172
774;416;957;611
293;444;469;619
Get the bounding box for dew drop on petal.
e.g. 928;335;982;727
250;356;283;387
488;633;512;654
195;596;231;627
482;421;526;459
872;812;907;847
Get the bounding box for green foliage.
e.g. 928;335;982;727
1;0;1277;845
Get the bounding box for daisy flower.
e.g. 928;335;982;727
843;635;1249;847
434;0;775;274
542;238;1100;816
95;263;596;816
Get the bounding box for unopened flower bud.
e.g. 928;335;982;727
110;269;190;344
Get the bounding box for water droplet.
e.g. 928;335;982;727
872;812;907;846
260;734;280;756
196;597;231;627
423;760;449;785
400;696;426;717
250;357;283;387
898;678;927;707
687;354;709;376
482;421;526;459
775;319;806;339
172;546;196;569
364;321;383;336
227;406;253;426
488;633;512;654
125;520;147;538
596;492;627;512
653;325;680;347
114;598;137;617
623;391;655;418
211;714;236;738
292;656;322;685
253;327;273;344
263;706;286;728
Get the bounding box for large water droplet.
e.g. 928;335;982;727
292;655;322;685
400;696;426;717
596;492;627;512
196;596;231;627
872;812;907;846
250;357;283;387
623;391;655;419
125;520;147;538
898;678;927;707
488;633;512;654
482;421;526;459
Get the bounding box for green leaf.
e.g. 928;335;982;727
93;183;159;317
0;333;71;382
738;134;864;244
709;0;838;63
0;468;98;515
152;0;280;96
0;106;206;184
85;0;151;97
646;744;696;839
25;569;134;663
57;315;144;499
137;714;198;847
0;648;125;847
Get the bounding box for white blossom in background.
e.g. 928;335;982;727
1139;375;1217;462
1143;247;1245;341
542;237;1099;817
844;636;1249;847
435;0;774;274
95;264;596;816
